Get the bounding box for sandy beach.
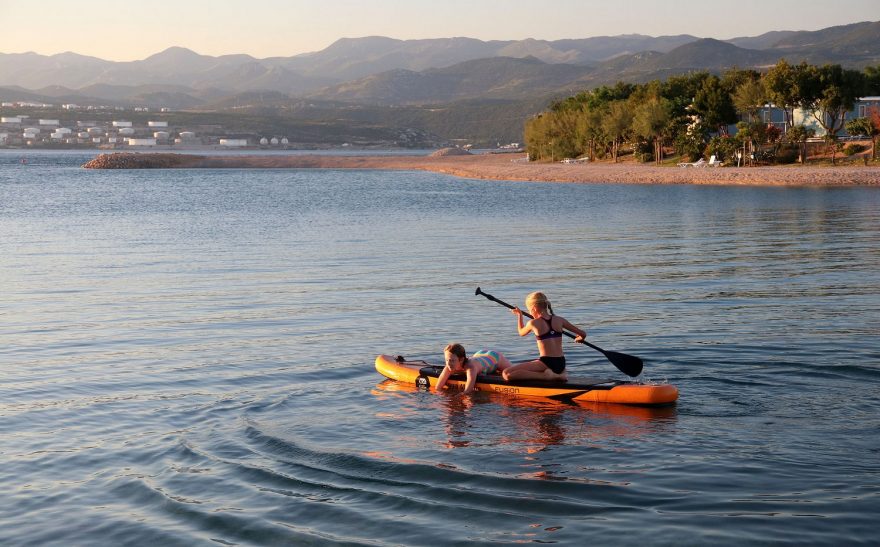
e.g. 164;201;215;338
83;152;880;186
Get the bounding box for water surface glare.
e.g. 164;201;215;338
1;151;879;545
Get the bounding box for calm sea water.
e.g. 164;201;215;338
2;151;879;546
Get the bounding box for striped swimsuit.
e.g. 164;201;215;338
469;350;501;375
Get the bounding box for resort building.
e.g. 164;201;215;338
741;97;880;138
855;97;880;119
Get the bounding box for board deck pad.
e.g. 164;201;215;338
417;364;619;389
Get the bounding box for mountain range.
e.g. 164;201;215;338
2;20;879;109
2;21;879;146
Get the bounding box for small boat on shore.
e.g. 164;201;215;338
375;354;678;406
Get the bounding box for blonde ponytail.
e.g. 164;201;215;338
525;292;553;314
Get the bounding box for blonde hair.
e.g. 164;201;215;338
444;343;467;361
526;291;554;314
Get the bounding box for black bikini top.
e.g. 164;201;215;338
535;315;562;341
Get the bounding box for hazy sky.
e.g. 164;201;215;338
2;0;879;61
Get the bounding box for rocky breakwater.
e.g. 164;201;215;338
429;147;472;157
83;153;206;169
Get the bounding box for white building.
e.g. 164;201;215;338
153;131;170;140
39;119;60;126
112;121;133;128
2;117;23;124
260;137;269;145
118;127;135;135
147;121;168;128
128;138;157;146
219;138;247;147
179;131;196;139
62;104;79;110
270;137;279;145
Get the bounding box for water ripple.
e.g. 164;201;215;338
1;153;879;545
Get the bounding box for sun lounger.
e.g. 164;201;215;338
708;155;724;167
678;158;706;167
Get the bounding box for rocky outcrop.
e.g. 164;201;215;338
429;147;472;157
83;153;205;169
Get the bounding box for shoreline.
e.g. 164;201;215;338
82;152;880;186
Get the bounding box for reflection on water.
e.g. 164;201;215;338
372;378;679;471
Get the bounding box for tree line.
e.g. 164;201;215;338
524;61;880;165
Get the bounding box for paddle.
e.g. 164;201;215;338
475;287;643;377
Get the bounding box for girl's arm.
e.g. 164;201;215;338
513;308;533;337
435;365;452;391
463;364;478;393
560;316;587;343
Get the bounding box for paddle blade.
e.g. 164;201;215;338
604;350;643;377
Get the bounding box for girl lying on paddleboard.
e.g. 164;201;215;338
504;291;586;383
436;343;512;394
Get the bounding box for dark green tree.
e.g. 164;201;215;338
662;72;711;118
692;75;738;135
633;96;672;165
864;66;880;95
721;68;762;96
733;79;766;124
764;60;809;132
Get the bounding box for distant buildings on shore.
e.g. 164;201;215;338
0;101;291;149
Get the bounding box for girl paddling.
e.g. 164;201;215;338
503;291;586;382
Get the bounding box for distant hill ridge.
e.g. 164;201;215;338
1;20;878;109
